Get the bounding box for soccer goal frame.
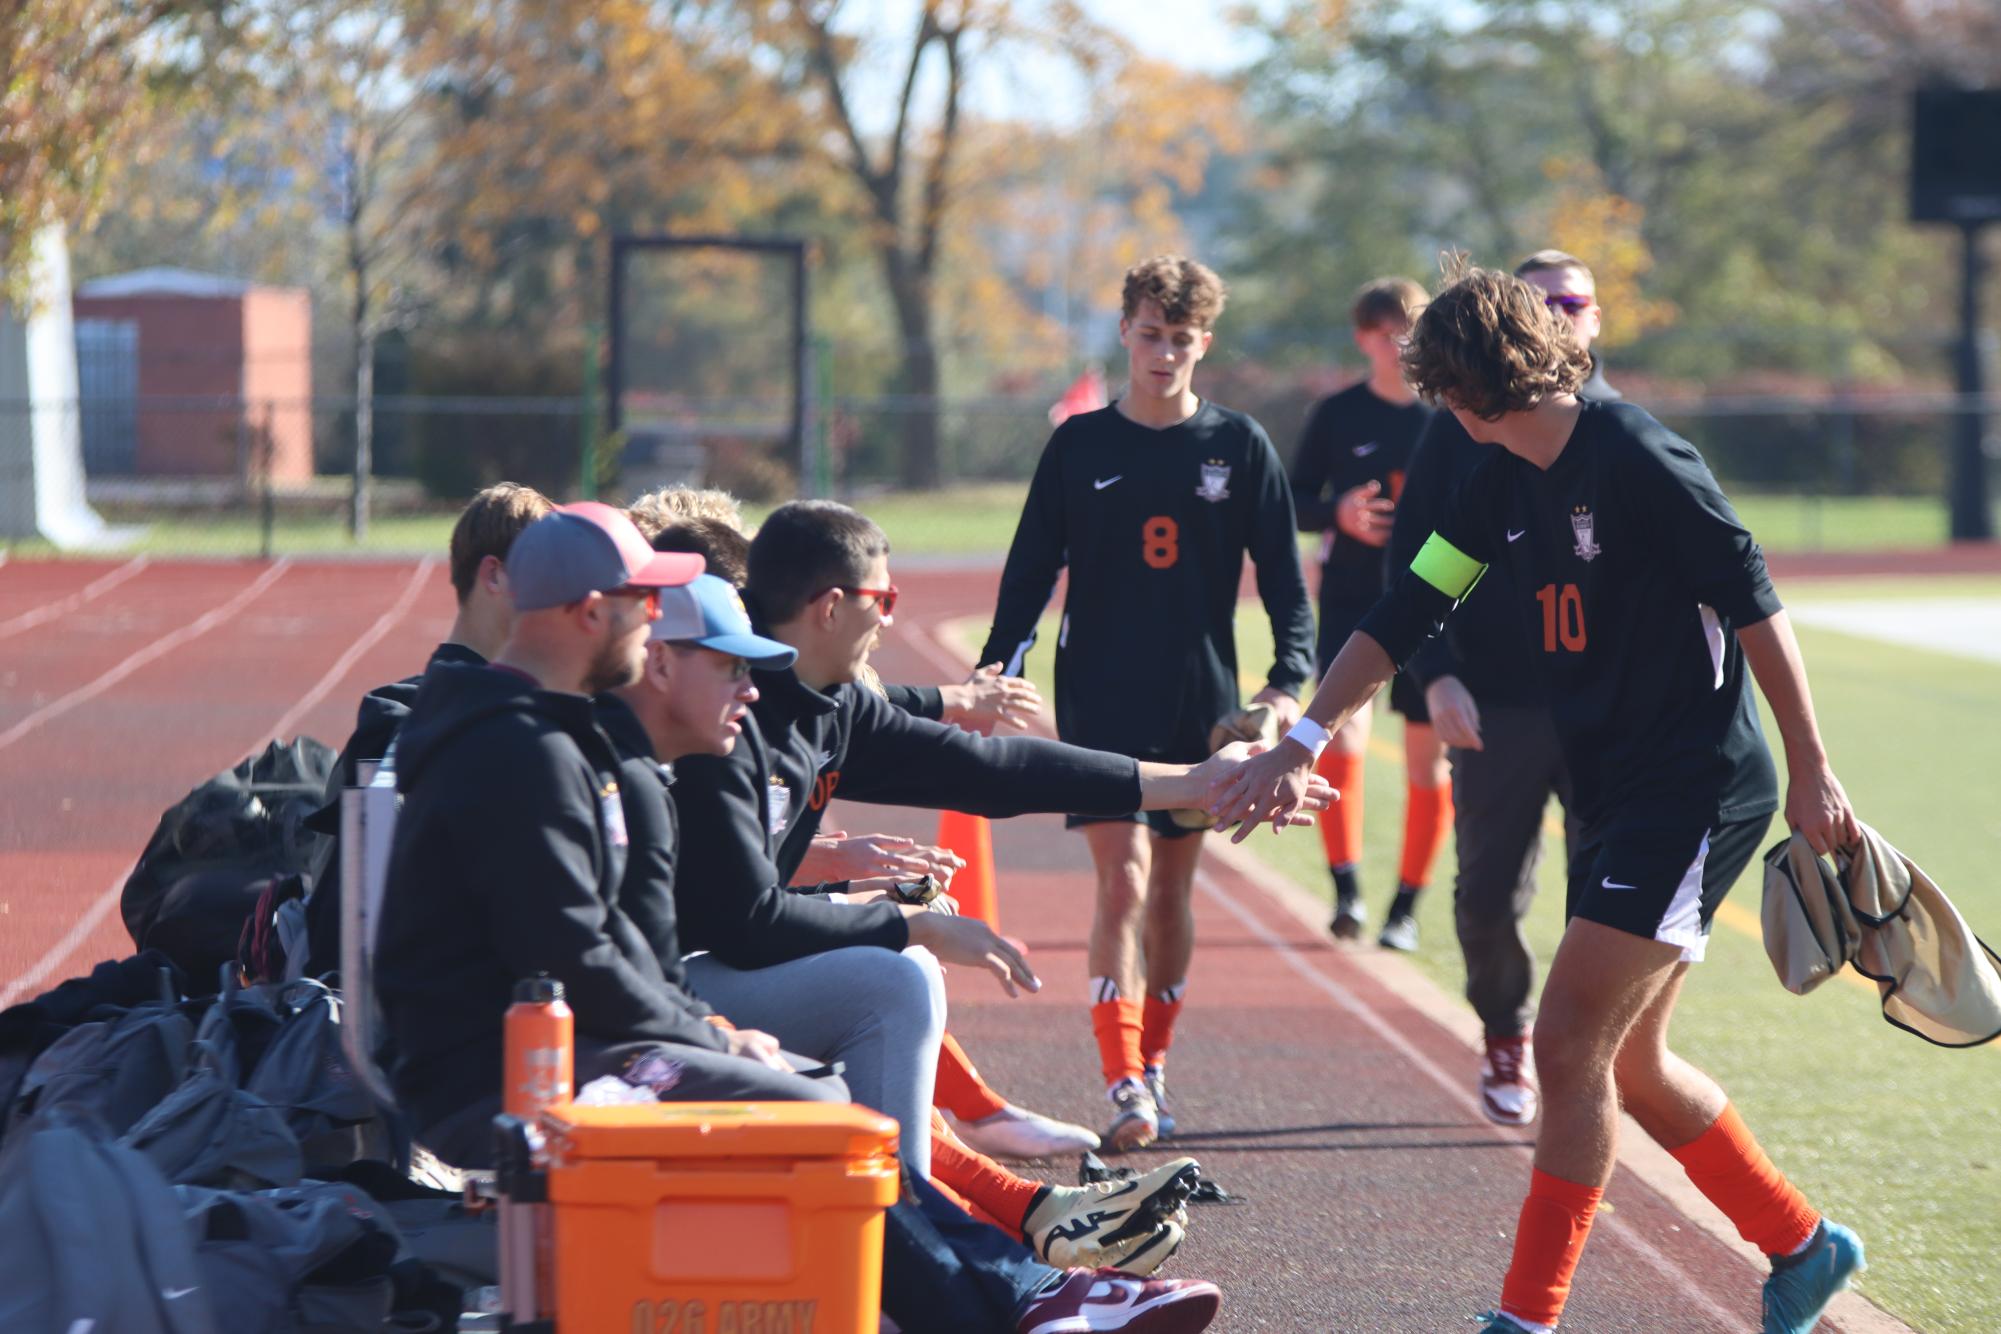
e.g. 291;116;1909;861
605;233;813;495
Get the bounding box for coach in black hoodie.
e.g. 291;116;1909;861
375;503;841;1164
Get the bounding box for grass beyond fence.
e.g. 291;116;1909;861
0;486;1964;560
982;574;2001;1333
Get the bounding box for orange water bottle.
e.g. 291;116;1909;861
505;974;574;1119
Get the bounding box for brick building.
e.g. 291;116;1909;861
72;267;314;485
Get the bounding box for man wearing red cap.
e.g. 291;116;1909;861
375;503;844;1164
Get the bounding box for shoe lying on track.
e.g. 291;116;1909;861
1142;1066;1176;1139
1023;1157;1202;1274
947;1103;1103;1160
1763;1219;1864;1334
1329;892;1367;941
1015;1269;1221;1333
1104;1076;1160;1151
1478;1034;1539;1127
1377;912;1420;952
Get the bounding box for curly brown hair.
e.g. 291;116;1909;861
625;486;744;541
1121;255;1227;328
1401;264;1590;419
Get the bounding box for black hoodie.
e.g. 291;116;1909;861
304;641;487;976
376;661;727;1139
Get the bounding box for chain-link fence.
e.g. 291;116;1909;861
2;386;1995;557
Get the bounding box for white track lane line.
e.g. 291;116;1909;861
0;558;437;1009
0;559;292;755
898;613;1748;1325
0;554;151;643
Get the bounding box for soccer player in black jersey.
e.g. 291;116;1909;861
1290;277;1450;951
981;255;1316;1150
1210;265;1863;1334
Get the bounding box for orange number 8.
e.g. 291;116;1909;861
1142;516;1180;569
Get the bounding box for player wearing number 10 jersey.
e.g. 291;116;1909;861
980;255;1315;1149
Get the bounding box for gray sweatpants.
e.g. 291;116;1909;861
1448;704;1579;1039
684;945;947;1176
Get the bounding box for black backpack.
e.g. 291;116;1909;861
122;739;337;994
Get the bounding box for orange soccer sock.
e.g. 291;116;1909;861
1666;1103;1820;1256
1498;1168;1605;1329
926;1171;1009;1233
1397;779;1454;890
1090;993;1145;1087
1316;748;1366;870
1140;986;1186;1071
929;1112;1044;1235
934;1030;1010;1122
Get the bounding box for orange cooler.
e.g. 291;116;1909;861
539;1101;901;1333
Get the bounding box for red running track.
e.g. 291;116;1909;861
0;558;454;1006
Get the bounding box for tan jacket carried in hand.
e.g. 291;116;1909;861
1763;825;2001;1047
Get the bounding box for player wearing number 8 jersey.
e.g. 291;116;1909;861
981;256;1315;1149
1209;263;1864;1333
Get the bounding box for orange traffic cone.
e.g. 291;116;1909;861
936;810;1000;931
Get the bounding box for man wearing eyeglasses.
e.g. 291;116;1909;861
1383;250;1619;1131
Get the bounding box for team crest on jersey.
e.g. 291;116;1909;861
1196;458;1231;502
1570;505;1602;562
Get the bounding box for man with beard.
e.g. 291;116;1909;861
374;503;838;1165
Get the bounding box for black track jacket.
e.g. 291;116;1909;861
376;662;726;1139
670;665;1146;968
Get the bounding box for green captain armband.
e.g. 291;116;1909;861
1410;533;1485;600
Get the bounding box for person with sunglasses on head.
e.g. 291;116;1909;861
1375;250;1619;1131
1209;263;1863;1334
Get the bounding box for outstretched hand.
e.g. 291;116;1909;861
1204;739;1326;843
945;664;1045;734
1200;739;1331;842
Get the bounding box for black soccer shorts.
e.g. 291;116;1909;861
1564;813;1771;962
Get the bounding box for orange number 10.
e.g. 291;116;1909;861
1535;582;1587;652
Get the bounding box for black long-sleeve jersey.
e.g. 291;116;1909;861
979;401;1316;760
1290;383;1433;604
1358;401;1782;828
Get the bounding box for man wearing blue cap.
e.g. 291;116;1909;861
375;505;844;1166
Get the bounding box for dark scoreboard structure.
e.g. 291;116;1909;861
1910;88;1999;542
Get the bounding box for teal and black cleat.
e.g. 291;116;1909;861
1473;1313;1534;1334
1763;1220;1865;1334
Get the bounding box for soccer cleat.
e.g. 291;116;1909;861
1473;1313;1538;1333
1143;1066;1176;1139
1378;913;1420;952
1762;1219;1864;1334
1478;1034;1539;1127
1022;1157;1202;1273
1015;1269;1221;1334
1104;1077;1160;1151
946;1103;1103;1160
1330;893;1368;941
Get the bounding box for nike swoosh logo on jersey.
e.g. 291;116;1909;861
1601;877;1638;891
1507;529;1526;542
1094;475;1123;490
1352;441;1379;456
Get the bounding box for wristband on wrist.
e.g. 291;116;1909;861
1283;717;1330;760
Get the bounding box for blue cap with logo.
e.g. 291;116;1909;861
650;574;797;668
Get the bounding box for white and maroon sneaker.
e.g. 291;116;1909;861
1478;1034;1539;1127
1015;1269;1222;1333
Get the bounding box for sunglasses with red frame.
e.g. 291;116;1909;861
603;586;663;621
814;584;899;617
